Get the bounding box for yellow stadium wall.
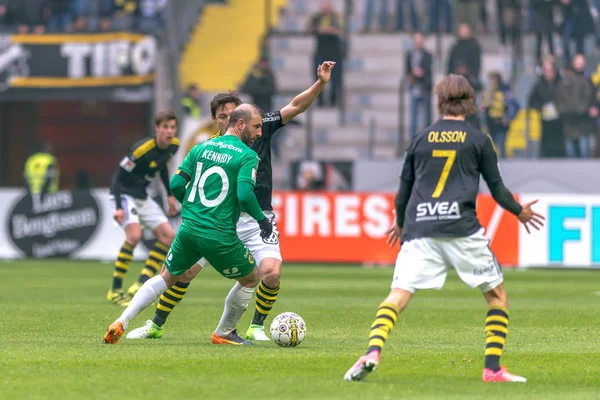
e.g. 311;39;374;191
180;0;287;92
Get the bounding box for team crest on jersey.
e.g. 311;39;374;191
149;161;157;168
119;156;136;172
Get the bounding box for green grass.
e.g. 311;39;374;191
1;261;599;399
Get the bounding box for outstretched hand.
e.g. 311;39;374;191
518;199;545;234
317;61;336;84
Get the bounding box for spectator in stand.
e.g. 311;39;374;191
528;57;565;158
241;56;277;114
572;54;599;156
137;0;166;33
497;0;523;56
456;0;482;32
559;0;594;65
0;0;14;32
113;0;138;31
13;0;50;34
73;0;114;31
405;32;432;138
480;0;490;34
448;24;482;129
181;84;202;119
482;71;521;158
530;0;555;65
363;0;419;32
396;0;420;32
47;0;75;32
555;64;594;157
428;0;453;33
447;24;482;89
308;0;343;108
296;160;324;191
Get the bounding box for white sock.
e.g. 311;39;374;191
117;275;167;330
215;282;255;337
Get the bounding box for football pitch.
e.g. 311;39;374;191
1;261;599;400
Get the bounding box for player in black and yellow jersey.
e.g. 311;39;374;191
107;110;180;306
126;62;336;342
345;74;545;383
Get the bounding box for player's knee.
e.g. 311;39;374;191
385;288;413;312
259;258;282;287
239;268;260;288
125;224;142;245
180;264;202;283
483;282;508;308
155;224;175;245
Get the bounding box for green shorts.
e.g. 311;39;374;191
164;228;256;279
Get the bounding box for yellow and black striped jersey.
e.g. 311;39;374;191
111;136;180;204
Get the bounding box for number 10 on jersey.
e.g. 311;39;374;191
187;162;229;207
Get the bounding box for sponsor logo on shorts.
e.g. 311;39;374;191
473;265;495;276
222;267;240;277
130;208;138;215
416;201;461;222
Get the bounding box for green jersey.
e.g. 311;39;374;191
176;135;259;239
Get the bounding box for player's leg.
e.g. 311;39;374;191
344;237;447;382
237;211;282;340
108;195;141;306
445;229;526;383
212;267;260;345
208;238;259;345
246;257;281;340
104;230;199;344
127;198;174;297
126;260;206;339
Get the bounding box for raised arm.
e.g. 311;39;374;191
280;61;336;125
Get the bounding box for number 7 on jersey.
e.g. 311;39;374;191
431;150;456;198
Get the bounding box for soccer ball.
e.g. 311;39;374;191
269;312;306;347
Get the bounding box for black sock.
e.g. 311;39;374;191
152;281;190;327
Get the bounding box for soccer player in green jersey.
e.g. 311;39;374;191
126;62;336;343
104;104;273;344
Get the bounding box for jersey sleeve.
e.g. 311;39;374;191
479;135;502;184
170;138;180;156
399;141;415;182
261;110;285;140
176;146;196;178
238;151;260;186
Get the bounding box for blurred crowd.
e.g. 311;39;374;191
0;0;166;34
396;0;600;159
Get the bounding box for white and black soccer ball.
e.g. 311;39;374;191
270;312;306;347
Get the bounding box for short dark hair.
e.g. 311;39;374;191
227;104;264;128
210;91;242;118
434;74;477;117
154;110;177;126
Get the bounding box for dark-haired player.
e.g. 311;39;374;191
107;110;180;306
344;74;544;383
127;61;336;343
